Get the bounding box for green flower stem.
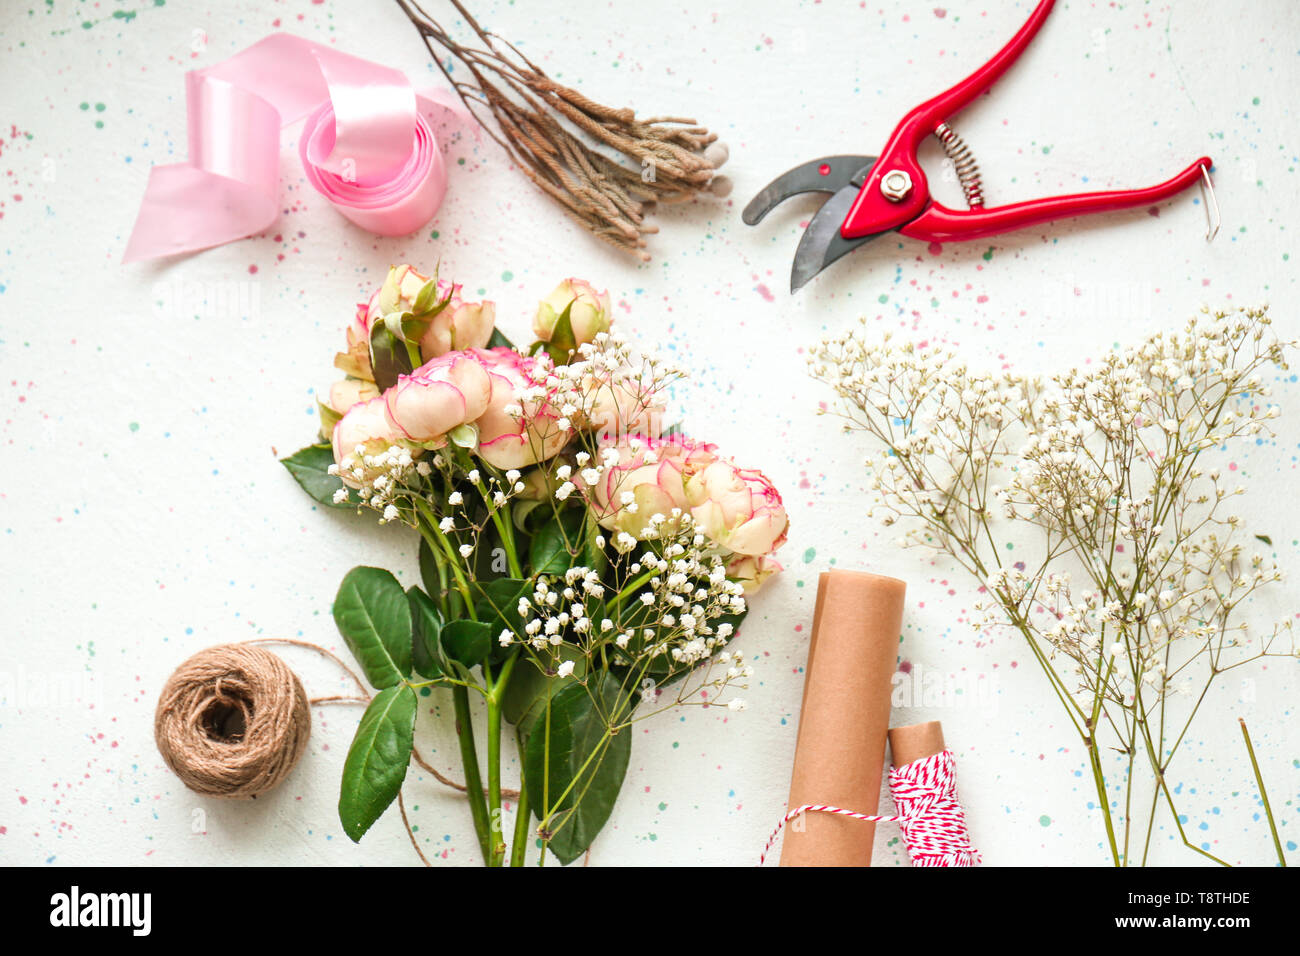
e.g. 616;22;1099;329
510;729;532;867
1134;718;1232;866
427;532;452;617
413;501;476;618
1085;655;1122;866
931;504;1119;863
607;568;658;615
404;338;422;372
535;680;642;853
471;474;524;578
1240;718;1287;867
539;734;620;856
498;501;524;576
452;684;492;864
1085;735;1121;866
482;652;519;867
407;675;475;692
484;689;505;867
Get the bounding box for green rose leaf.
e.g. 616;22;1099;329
418;537;444;601
338;684;417;843
407;587;445;680
281;443;356;509
333;567;413;688
524;672;632;865
512;498;548;533
529;509;582;576
439;619;493;668
473;578;530;626
486;327;516;350
473;577;531;661
501;647;587;736
370;321;414;391
544;302;578;366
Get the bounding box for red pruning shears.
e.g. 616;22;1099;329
744;0;1217;292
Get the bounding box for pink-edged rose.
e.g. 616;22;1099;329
332;395;408;487
725;553;783;594
335;300;374;381
367;265;496;360
415;282;495;361
385;352;493;446
591;435;717;538
533;278;612;347
580;373;667;443
326;376;380;417
684;460;789;556
471;347;571;470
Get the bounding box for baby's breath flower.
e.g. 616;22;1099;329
812;304;1294;856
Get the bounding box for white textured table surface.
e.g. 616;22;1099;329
1;0;1297;866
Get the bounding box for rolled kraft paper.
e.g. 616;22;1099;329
780;569;905;867
890;720;945;768
123;33;471;263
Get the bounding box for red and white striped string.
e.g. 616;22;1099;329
761;749;980;866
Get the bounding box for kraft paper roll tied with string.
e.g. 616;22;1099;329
123;33;471;263
154;643;311;799
780;569;904;866
763;718;980;866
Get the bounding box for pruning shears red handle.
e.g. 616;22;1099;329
744;0;1218;291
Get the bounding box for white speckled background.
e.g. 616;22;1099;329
1;0;1296;866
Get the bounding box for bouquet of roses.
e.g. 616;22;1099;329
282;265;787;865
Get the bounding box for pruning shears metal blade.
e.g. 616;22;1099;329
742;155;876;226
791;184;885;292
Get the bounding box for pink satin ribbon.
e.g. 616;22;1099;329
124;34;469;263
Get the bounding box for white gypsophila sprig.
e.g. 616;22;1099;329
500;508;753;715
330;440;534;568
330;443;422;523
812;304;1296;865
549;330;685;446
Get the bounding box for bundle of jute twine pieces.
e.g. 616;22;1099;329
396;0;731;261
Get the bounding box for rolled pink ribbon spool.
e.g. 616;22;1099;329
123;34;469;263
297;98;449;236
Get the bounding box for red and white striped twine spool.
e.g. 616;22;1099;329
761;749;980;867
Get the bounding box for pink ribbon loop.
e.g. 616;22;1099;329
123;34;470;263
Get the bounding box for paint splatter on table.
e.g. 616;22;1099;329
0;0;1296;866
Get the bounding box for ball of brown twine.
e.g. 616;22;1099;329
155;643;311;799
